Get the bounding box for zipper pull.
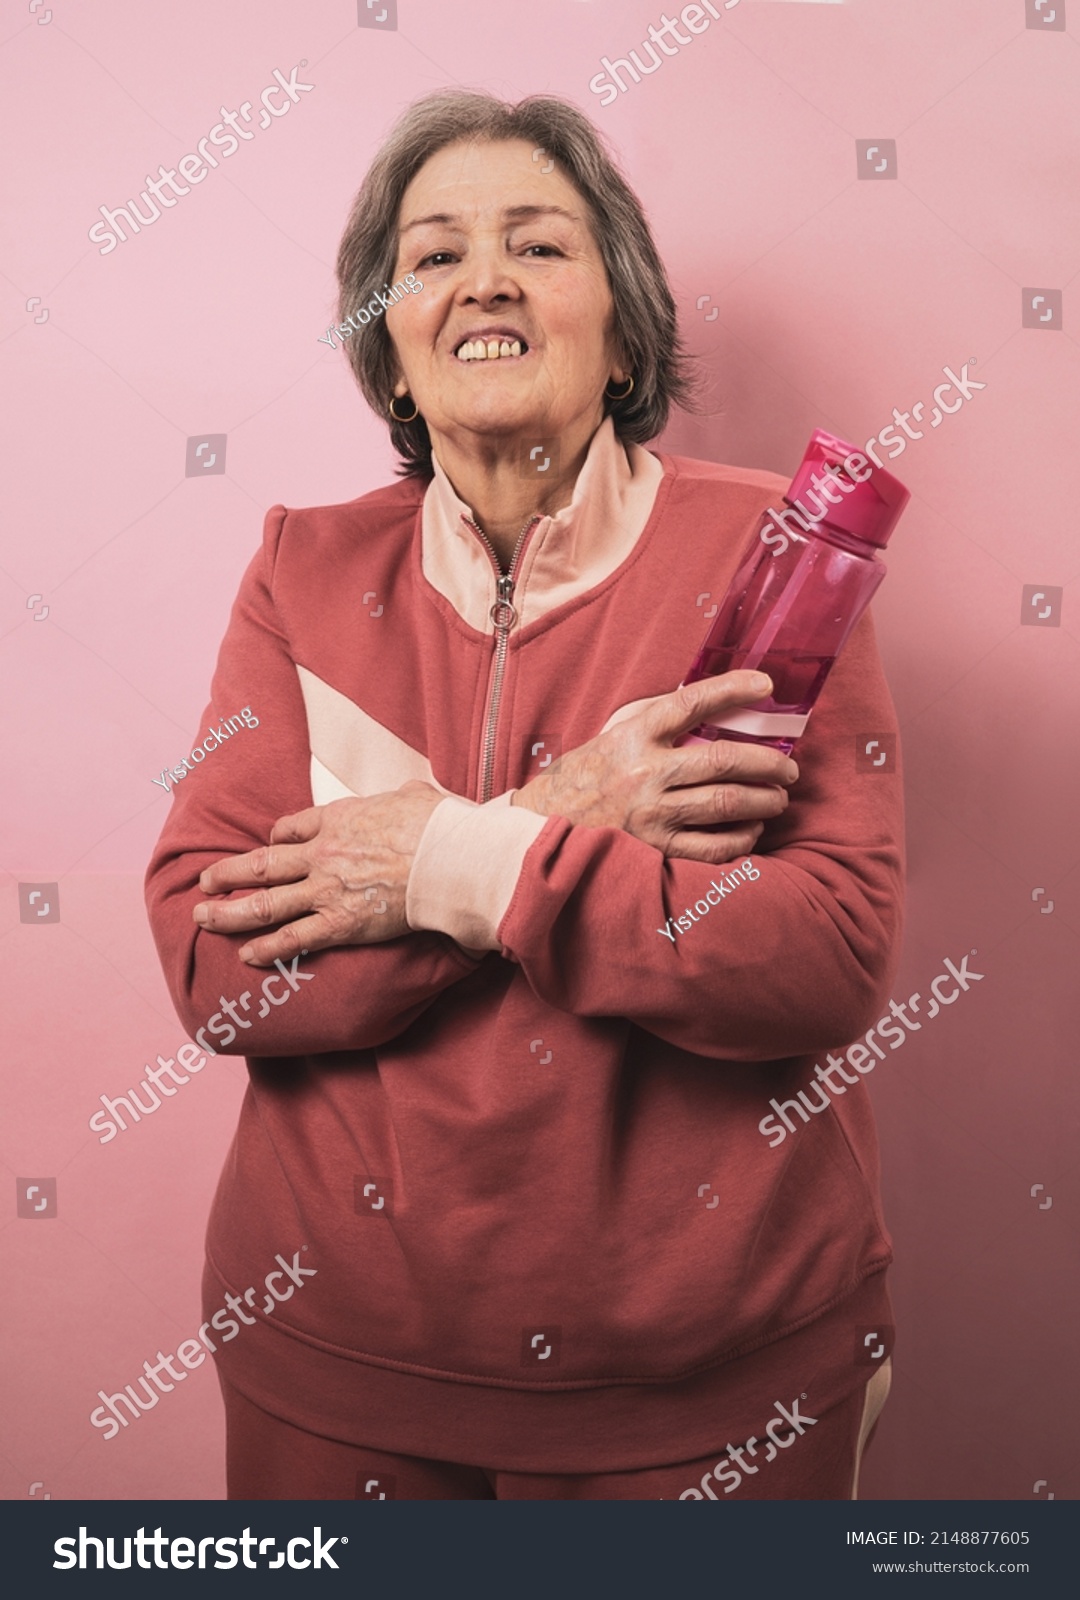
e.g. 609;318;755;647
491;573;517;632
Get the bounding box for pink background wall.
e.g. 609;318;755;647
2;0;1076;1502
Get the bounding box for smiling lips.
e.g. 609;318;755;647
455;336;527;361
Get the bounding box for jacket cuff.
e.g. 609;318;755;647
406;791;549;950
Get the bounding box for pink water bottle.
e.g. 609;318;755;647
681;429;910;754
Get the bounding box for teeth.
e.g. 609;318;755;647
455;338;525;360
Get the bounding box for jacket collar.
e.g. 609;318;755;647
421;416;664;631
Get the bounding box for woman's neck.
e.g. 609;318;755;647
430;421;597;569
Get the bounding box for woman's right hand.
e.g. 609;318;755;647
511;672;799;865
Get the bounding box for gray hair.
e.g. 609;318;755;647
334;89;699;478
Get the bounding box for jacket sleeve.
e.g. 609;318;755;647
144;507;488;1058
405;609;905;1061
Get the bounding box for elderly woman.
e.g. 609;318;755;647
146;90;902;1501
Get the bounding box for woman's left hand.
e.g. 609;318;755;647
193;781;445;965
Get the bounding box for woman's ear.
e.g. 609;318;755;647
608;341;632;387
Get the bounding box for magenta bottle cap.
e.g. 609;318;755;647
786;428;910;548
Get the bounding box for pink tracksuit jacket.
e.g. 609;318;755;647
145;418;904;1473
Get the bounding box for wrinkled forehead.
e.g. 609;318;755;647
396;137;594;239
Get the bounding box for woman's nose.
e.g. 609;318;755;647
454;250;521;306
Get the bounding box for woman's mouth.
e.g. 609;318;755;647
454;337;528;362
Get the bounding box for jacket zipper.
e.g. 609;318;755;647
465;514;539;803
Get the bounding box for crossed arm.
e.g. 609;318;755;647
147;517;902;1062
192;671;798;965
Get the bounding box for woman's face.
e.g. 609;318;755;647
385;138;625;456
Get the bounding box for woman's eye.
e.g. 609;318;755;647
414;244;564;267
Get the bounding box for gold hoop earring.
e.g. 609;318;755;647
605;375;635;401
388;394;420;423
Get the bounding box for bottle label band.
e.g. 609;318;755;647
711;707;811;738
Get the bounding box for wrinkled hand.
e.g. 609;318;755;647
193;780;445;965
512;671;799;865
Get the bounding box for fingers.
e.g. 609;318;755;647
644;672;775;742
269;807;325;845
193;883;311;935
666;737;799;791
235;905;402;967
663;822;765;866
658;782;790;830
199;843;307;895
234;915;331;969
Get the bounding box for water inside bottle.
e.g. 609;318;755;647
685;645;837;753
